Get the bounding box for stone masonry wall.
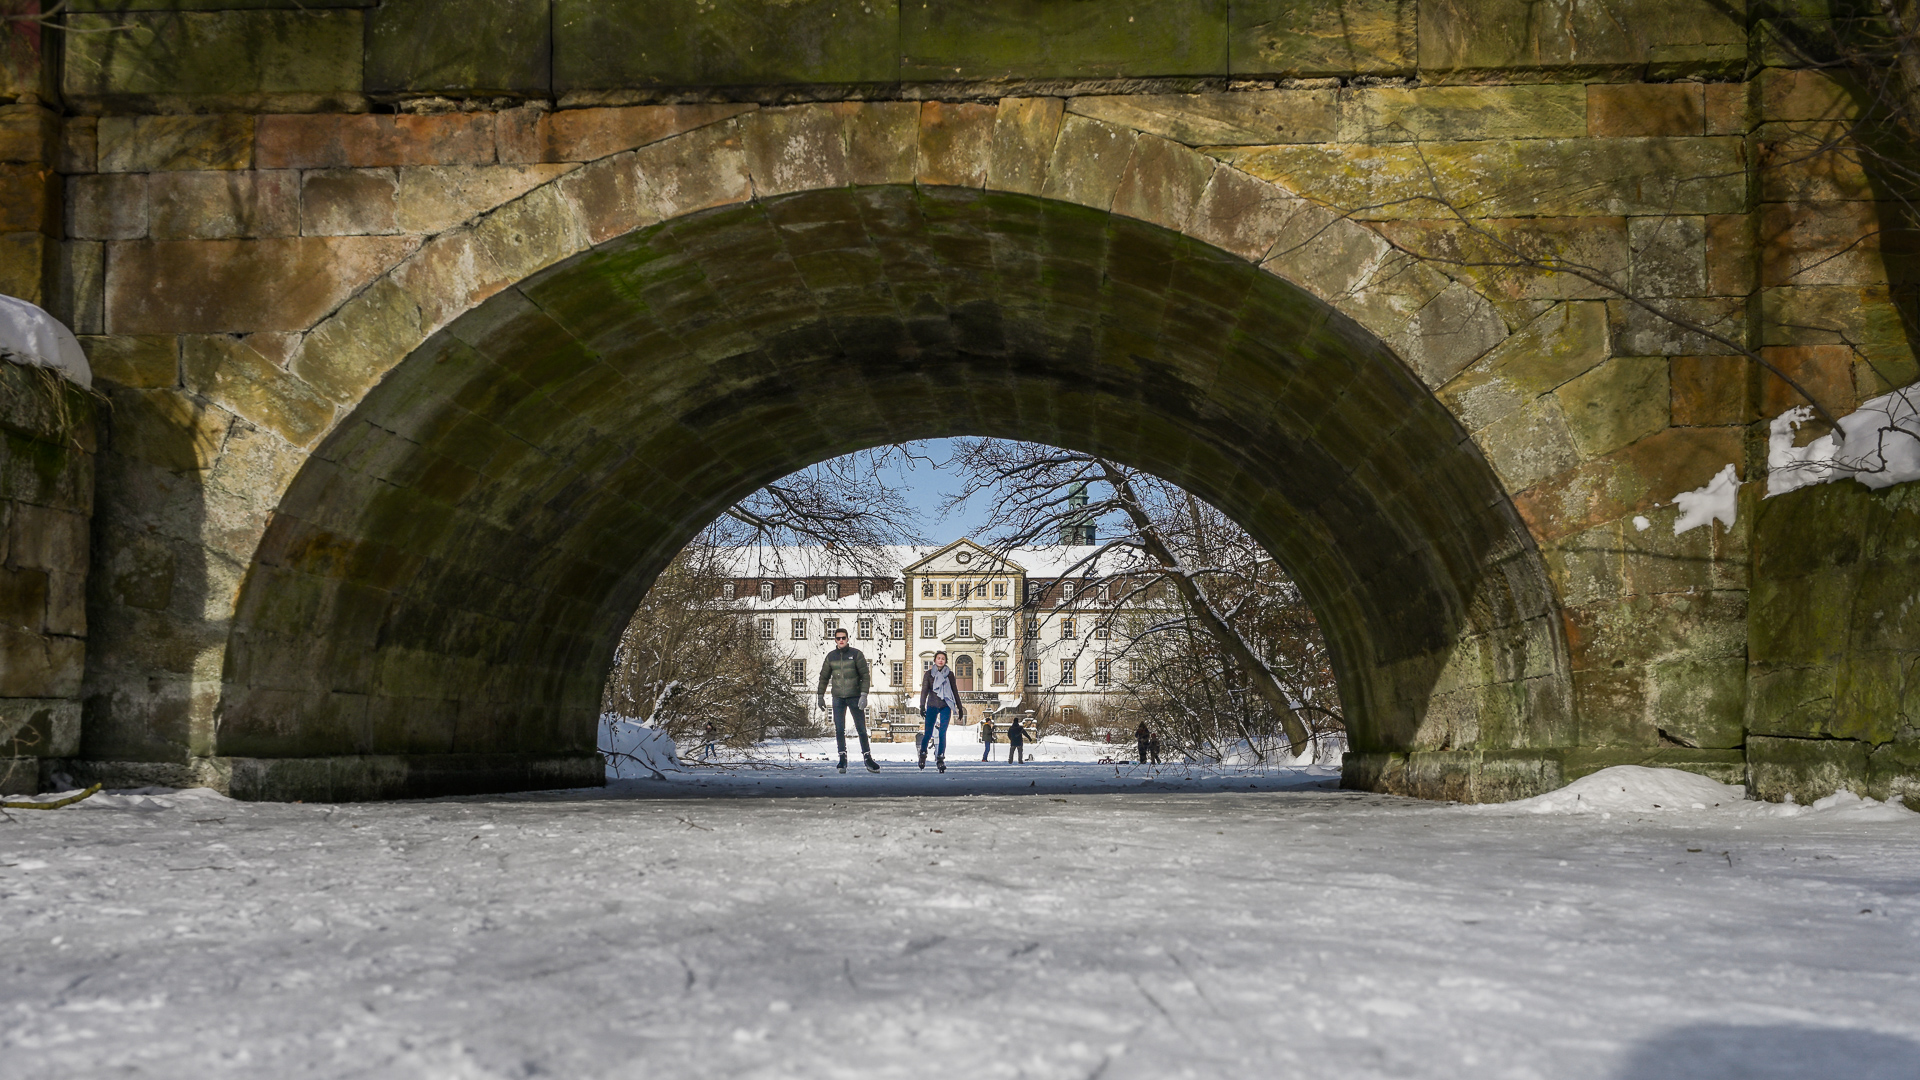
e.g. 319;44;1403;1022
0;361;93;794
7;0;1916;801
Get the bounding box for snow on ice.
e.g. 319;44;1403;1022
2;762;1917;1079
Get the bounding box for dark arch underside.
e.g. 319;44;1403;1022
219;186;1571;797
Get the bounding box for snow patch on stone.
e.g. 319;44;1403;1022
599;715;683;779
1672;464;1740;536
0;294;91;389
1768;388;1920;497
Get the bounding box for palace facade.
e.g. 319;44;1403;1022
719;539;1159;733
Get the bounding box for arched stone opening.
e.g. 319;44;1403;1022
214;185;1570;800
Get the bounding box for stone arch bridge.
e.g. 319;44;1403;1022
1;0;1914;804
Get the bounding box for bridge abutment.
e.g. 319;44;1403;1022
2;2;1914;805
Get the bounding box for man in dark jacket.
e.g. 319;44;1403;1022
980;716;997;761
816;628;878;773
1006;713;1029;764
1135;721;1150;765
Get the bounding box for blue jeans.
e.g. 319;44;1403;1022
920;705;951;758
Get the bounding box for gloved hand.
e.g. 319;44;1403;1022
815;697;825;711
859;694;869;712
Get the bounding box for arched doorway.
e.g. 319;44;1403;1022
214;186;1570;799
955;655;976;693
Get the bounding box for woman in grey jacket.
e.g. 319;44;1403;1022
918;651;965;773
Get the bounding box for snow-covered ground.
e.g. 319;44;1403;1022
3;763;1917;1079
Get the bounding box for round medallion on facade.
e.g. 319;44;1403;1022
956;551;972;564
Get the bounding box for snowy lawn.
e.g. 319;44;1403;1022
3;764;1917;1080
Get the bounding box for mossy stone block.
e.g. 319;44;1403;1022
65;10;364;106
1231;0;1413;76
1747;734;1871;802
1418;0;1745;76
554;0;898;90
902;0;1229;81
1554;355;1669;459
367;0;551;96
1648;657;1746;748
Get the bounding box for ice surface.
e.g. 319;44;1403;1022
3;766;1916;1079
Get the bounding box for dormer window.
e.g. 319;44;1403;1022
860;580;874;600
759;581;774;601
722;582;735;600
1061;580;1076;601
793;581;807;600
826;581;839;600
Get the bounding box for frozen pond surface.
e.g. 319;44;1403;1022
3;760;1918;1079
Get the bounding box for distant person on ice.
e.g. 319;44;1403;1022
1006;713;1028;764
918;651;963;773
1147;728;1163;765
980;716;997;761
1135;721;1151;764
816;627;878;774
700;720;718;760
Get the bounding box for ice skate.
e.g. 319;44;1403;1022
864;754;881;773
918;745;928;769
837;753;847;774
936;756;946;773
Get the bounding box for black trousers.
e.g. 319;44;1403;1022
831;696;872;757
1008;740;1024;763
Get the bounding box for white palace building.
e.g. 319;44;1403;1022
718;537;1161;734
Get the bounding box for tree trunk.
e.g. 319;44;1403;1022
1096;461;1314;756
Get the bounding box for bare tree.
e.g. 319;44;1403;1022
602;532;811;750
942;439;1338;758
710;445;932;575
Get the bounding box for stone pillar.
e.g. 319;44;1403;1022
0;361;94;793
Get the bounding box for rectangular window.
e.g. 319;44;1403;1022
1062;705;1079;723
976;583;989;598
993;581;1008;599
822;617;838;639
1060;659;1076;685
760;581;774;601
1061;581;1076;601
793;581;807;600
790;659;806;684
992;617;1008;638
956;616;972;637
992;658;1007;685
1095;619;1110;640
1130;658;1146;680
891;661;905;686
1060;617;1076;640
758;618;774;640
858;617;874;640
921;579;933;597
1096;659;1112;686
791;617;807;640
940;582;952;598
1025;659;1041;686
1024;617;1038;637
891;618;906;639
921;617;937;639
